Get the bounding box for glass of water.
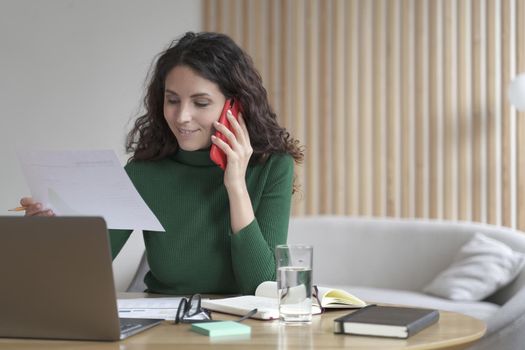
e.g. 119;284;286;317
275;244;313;324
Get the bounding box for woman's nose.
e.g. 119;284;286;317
176;103;192;123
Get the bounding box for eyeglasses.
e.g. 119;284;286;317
174;294;258;324
175;294;213;324
312;285;324;313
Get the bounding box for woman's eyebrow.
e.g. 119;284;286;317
164;90;211;98
190;93;212;98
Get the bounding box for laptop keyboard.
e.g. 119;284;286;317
120;319;146;333
119;318;163;339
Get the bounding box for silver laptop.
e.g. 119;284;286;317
0;216;162;341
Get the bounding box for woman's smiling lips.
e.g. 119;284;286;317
177;127;199;135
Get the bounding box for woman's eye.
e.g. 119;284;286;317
167;99;179;105
194;100;209;108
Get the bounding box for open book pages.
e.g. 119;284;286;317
255;281;367;309
316;286;368;309
202;295;284;320
201;282;366;320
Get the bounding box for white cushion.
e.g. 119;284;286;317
423;233;525;301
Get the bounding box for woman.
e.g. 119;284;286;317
20;31;303;295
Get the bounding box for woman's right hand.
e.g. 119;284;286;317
20;197;55;216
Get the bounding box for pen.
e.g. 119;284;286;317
8;206;27;212
119;310;146;312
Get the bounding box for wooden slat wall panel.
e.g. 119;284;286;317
486;0;502;226
517;0;525;228
305;0;320;214
386;0;401;218
373;0;386;216
415;0;430;219
346;0;360;215
319;0;332;214
203;0;525;230
428;0;444;219
291;0;306;215
360;0;373;216
443;0;458;220
502;0;513;227
458;0;472;221
333;0;346;215
401;0;415;218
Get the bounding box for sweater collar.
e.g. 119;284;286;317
172;148;216;167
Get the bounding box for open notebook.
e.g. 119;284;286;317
202;281;367;320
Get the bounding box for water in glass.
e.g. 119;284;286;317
277;266;312;323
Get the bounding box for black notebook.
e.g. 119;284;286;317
334;305;439;339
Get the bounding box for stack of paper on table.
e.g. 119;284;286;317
201;281;367;320
117;297;183;320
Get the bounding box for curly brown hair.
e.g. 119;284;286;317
126;31;303;167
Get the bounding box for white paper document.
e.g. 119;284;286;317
18;149;164;231
118;297;183;320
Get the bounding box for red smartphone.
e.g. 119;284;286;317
210;98;241;170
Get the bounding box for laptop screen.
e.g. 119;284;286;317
0;216;123;341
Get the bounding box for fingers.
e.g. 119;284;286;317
20;197;54;217
237;113;251;145
211;134;234;159
226;111;248;146
213;119;235;143
213;110;251;151
25;204;54;217
234;113;253;158
20;197;35;207
212;109;253;176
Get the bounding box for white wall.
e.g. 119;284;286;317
0;0;202;291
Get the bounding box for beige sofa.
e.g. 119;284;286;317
287;216;525;350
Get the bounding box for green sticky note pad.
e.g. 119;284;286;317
191;321;251;337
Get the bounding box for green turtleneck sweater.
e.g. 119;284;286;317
109;149;294;295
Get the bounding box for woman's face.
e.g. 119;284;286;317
163;65;226;151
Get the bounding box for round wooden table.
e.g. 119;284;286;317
0;307;486;350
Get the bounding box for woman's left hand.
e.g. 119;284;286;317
211;110;253;191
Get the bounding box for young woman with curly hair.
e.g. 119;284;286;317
20;31;303;295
